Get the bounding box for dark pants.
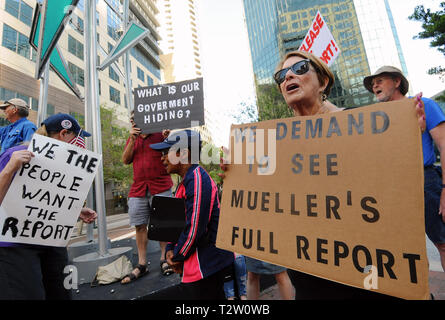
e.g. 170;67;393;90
424;165;445;244
178;266;230;300
143;265;232;300
0;246;71;300
288;269;398;300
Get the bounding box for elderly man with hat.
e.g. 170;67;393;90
0;98;37;155
364;66;445;272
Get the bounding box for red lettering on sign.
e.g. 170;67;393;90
310;30;317;42
305;35;313;50
313;21;320;35
316;12;324;28
320;43;336;65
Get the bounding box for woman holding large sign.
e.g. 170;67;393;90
0;113;97;300
219;50;426;300
273;50;425;299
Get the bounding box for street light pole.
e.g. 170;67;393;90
37;62;49;126
84;0;108;256
123;0;133;115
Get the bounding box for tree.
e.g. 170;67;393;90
100;105;133;192
409;2;445;81
256;83;293;121
199;142;224;185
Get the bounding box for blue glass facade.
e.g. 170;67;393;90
383;0;408;76
243;0;280;85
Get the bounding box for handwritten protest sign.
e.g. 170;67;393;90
0;134;101;247
298;11;340;66
216;100;429;300
133;78;204;134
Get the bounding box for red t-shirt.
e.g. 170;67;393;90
126;132;173;197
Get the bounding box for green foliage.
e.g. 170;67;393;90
256;83;293;121
199;142;223;186
409;2;445;79
100;105;133;192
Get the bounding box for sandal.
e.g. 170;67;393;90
121;264;148;284
160;259;174;276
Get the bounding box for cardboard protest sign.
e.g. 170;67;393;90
0;134;101;247
133;78;204;134
216;100;429;300
298;11;340;66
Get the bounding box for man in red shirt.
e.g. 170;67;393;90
121;114;173;283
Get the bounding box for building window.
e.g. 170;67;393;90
2;24;34;60
69;111;85;126
47;103;55;116
109;86;121;104
68;35;84;60
147;75;153;86
107;6;122;41
5;0;32;26
69;13;84;35
68;62;85;87
137;67;144;82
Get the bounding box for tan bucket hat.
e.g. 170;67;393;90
363;66;409;96
0;98;30;110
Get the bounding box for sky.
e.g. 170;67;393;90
198;0;444;146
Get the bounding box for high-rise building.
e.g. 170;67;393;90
243;0;410;108
158;0;214;144
0;0;162;127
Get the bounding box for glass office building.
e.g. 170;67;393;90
243;0;409;108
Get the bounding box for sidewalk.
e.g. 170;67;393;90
71;213;445;300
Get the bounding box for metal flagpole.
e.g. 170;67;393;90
72;0;132;284
84;0;108;256
123;0;133;116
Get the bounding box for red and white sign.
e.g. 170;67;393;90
298;11;340;66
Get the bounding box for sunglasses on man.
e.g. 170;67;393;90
274;59;312;85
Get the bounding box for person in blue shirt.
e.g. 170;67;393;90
0;98;36;155
364;66;445;272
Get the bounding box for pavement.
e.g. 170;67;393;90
68;213;445;300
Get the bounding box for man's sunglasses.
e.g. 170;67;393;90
274;59;311;85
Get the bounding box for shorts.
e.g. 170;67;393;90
424;165;445;244
244;256;286;275
128;189;172;227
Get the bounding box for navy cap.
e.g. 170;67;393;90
42;113;91;137
150;129;201;151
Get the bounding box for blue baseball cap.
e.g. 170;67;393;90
42;113;91;137
150;129;201;151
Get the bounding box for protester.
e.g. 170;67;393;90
0;113;96;300
245;256;293;300
221;50;425;299
121;113;174;283
150;129;234;299
0;98;37;155
224;253;247;300
364;65;445;272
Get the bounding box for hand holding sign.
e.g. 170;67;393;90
0;134;101;247
133;78;204;134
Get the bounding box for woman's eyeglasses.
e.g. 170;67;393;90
274;59;311;85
